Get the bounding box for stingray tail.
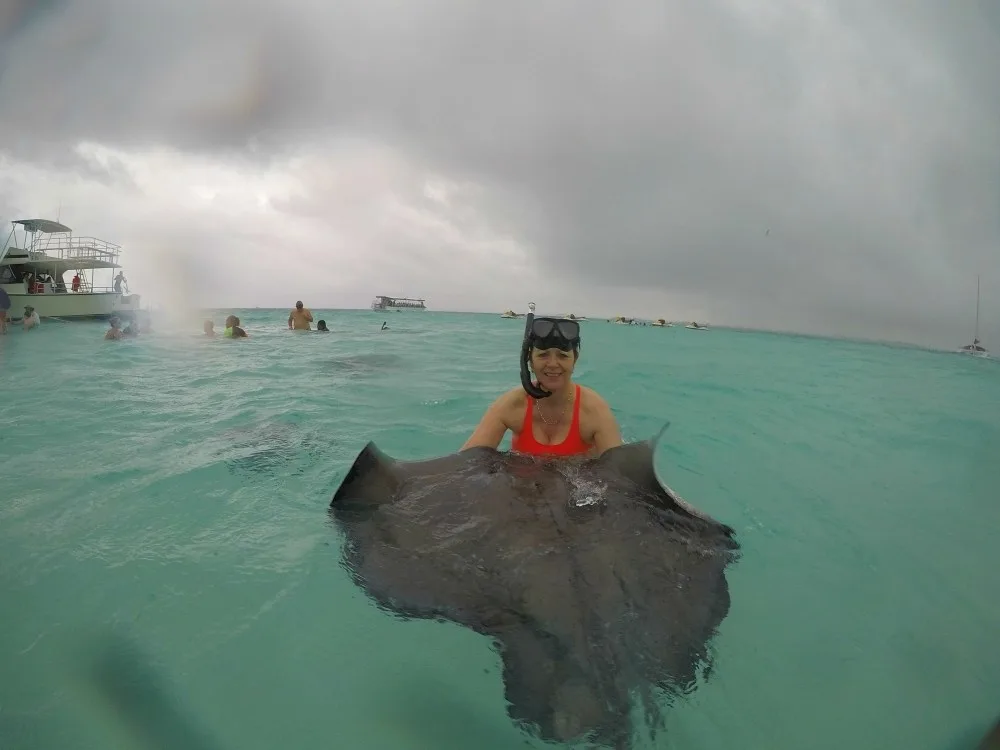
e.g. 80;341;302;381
648;421;671;450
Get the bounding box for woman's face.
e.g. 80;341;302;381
530;346;577;392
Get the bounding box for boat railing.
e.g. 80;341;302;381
27;236;122;264
19;281;122;295
80;285;120;294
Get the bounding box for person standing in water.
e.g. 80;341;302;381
105;317;124;340
462;305;622;458
22;305;40;330
288;300;313;330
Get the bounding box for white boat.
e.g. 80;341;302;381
370;295;426;311
562;313;588;321
500;309;520;318
958;275;988;357
0;218;142;320
651;318;668;327
685;322;709;330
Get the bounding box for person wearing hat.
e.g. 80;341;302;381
22;305;40;330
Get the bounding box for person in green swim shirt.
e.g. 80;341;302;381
223;315;248;338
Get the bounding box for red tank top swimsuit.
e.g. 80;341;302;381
511;384;593;457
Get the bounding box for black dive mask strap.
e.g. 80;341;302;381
520;303;551;400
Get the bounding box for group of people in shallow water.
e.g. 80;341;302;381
104;316;142;340
0;304;40;334
196;300;384;339
286;300;333;332
103;298;617;458
109;300;616;459
200;301;332;338
197;302;618;458
103;300;346;342
202;315;249;338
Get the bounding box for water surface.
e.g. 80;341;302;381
1;310;998;749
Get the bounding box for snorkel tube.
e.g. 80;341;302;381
520;302;552;400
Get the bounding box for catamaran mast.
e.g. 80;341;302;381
975;274;980;342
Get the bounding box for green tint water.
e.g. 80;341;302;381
1;310;998;749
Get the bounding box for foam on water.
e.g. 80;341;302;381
1;309;999;749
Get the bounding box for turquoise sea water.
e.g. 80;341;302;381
1;309;999;750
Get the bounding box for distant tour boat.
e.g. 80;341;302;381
371;295;426;311
685;322;708;330
500;309;520;318
0;218;142;320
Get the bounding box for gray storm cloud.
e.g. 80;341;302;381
1;0;997;346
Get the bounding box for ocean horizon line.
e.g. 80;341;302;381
151;306;979;355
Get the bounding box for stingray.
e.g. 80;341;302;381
328;428;740;748
322;352;404;374
219;422;326;478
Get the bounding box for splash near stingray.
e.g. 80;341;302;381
328;427;740;748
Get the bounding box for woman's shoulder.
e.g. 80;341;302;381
577;384;612;413
495;386;529;409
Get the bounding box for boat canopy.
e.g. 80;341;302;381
13;219;73;234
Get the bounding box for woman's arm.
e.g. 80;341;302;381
462;392;516;450
588;392;623;456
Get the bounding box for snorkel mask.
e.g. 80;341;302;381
519;302;581;400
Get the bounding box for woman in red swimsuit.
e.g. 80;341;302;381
462;307;622;458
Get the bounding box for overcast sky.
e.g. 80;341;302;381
1;0;997;347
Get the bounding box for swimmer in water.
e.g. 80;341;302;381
105;317;124;340
462;304;622;458
223;315;249;338
381;321;388;331
317;320;330;332
203;320;215;336
288;300;313;330
22;305;40;330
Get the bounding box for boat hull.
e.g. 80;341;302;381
2;289;142;319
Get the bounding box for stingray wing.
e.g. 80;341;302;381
329;444;539;628
595;427;737;537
